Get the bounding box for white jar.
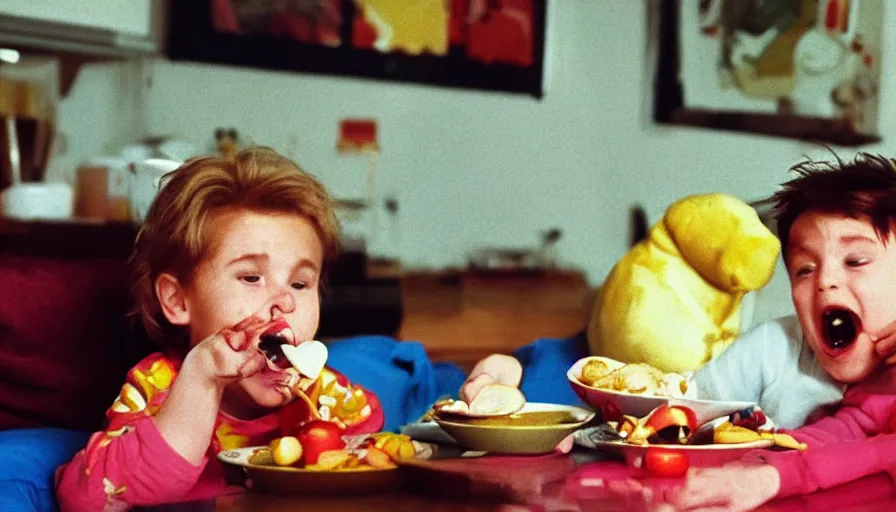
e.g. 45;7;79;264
1;182;74;220
129;159;182;224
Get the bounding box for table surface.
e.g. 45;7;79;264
138;449;896;512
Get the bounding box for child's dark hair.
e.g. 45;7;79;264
773;153;896;255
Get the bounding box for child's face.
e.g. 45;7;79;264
180;208;324;409
786;210;896;382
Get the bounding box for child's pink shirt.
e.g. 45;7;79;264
751;369;896;499
55;352;383;511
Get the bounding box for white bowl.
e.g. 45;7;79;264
129;159;182;223
1;182;74;220
567;356;755;424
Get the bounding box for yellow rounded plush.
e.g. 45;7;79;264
587;193;781;373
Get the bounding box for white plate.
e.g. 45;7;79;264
581;438;774;468
567;358;756;424
400;419;458;445
582;438;773;452
217;445;402;496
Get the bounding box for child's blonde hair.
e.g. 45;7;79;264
130;146;340;350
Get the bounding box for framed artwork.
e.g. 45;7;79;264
654;0;883;146
168;0;546;98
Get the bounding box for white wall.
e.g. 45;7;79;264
58;1;896;294
48;60;147;184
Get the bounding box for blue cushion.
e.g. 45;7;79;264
514;331;589;406
0;427;89;512
327;336;466;432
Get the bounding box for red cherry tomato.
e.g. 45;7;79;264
297;420;346;465
643;447;689;478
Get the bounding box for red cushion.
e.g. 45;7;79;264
0;255;148;431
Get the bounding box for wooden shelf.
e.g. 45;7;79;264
397;269;594;371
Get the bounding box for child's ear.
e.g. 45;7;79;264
155;273;191;326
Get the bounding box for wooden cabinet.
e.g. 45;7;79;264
396;270;594;371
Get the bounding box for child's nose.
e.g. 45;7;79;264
268;288;296;316
816;265;841;291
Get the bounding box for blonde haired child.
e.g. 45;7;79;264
55;147;382;510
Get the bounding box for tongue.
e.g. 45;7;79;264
823;310;857;349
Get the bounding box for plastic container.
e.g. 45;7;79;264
1;182;74;220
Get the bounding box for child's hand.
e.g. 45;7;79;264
185;316;270;387
460;354;523;403
871;320;896;364
660;462;780;511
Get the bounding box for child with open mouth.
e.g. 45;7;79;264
661;153;896;510
460;153;896;510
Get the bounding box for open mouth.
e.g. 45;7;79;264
821;308;859;353
259;332;291;369
258;319;295;371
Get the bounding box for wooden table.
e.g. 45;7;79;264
214;492;498;512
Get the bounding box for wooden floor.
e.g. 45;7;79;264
393;270;594;371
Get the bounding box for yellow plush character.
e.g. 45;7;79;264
587;193;781;373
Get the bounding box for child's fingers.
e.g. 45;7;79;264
232;315;266;333
226;316;271;352
875;334;896;359
459;373;495;403
225;327;264;352
554;433;575;454
668;471;729;510
237;352;267;378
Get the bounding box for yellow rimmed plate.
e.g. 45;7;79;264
433;402;595;455
217;446;403;496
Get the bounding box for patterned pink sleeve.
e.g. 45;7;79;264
55;354;206;510
760;434;896;498
55;415;206;511
747;390;896;498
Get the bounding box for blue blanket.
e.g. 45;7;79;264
0;428;89;512
514;331;589;406
327;335;467;432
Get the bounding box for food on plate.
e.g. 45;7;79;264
256;432;418;471
270;436;303;466
618;404;698;446
713;421;807;451
370;432;416;461
450;410;586;427
577;357;689;398
282;341;328;380
433;384;526;417
643;447;689;478
297;420;347;465
363;447;397;469
614;363;666;394
581;358;613;384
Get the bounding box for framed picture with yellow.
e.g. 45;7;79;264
168;0;547;98
654;0;883;146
